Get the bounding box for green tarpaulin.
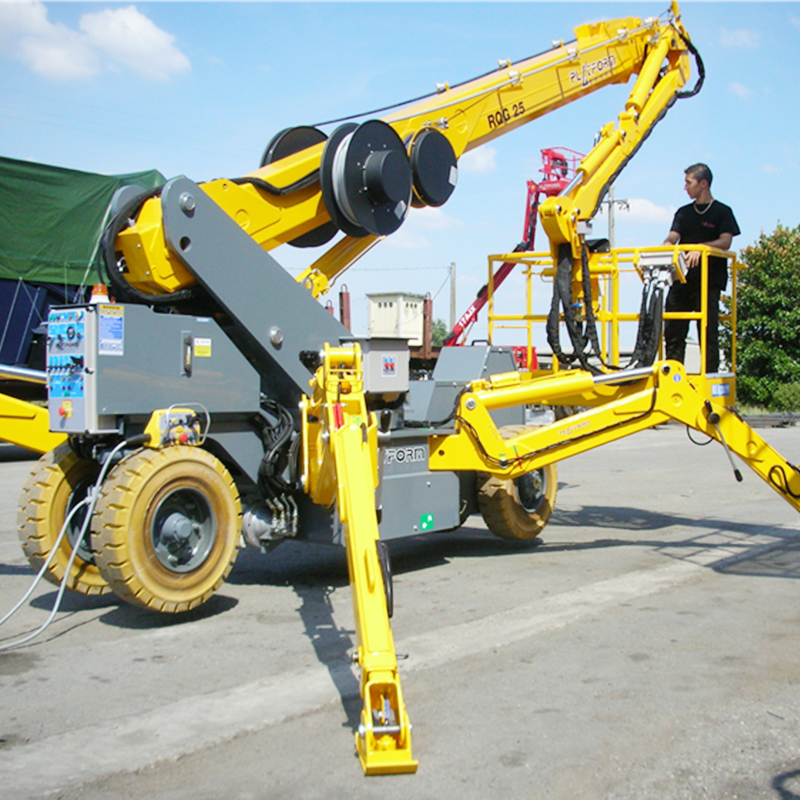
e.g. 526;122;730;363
0;156;165;286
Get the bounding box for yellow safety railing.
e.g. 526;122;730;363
485;245;740;377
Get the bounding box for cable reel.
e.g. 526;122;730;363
320;120;413;238
408;128;458;208
320;121;459;238
260;125;338;248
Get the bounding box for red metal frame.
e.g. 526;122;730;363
442;148;584;359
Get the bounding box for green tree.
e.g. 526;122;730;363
431;318;449;346
722;223;800;410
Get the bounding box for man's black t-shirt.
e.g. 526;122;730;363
670;200;740;291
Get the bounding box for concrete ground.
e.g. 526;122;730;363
1;423;800;800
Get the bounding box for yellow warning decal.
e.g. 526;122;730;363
193;337;212;357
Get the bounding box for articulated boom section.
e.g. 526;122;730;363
106;5;695;303
428;363;800;513
301;344;417;775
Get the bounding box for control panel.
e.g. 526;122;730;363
47;304;126;434
143;407;205;448
47;306;97;434
46;302;261;436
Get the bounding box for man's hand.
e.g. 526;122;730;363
664;232;732;270
685;250;702;269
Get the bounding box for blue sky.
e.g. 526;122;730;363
1;1;798;346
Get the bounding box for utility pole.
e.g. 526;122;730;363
604;184;629;249
609;185;616;249
450;262;456;330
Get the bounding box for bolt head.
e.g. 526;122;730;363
269;326;284;346
180;192;196;214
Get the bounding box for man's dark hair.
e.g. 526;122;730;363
685;163;713;186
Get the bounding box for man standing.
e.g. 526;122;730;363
663;163;740;373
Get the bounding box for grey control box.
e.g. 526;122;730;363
47;303;260;435
358;337;410;395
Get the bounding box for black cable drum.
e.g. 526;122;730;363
409;128;458;207
260;126;338;248
321;120;412;238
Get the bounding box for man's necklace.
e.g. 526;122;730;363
694;198;714;215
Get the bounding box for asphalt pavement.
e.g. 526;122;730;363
1;424;800;800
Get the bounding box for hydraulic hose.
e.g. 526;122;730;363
675;29;705;99
101;188;196;307
547;240;667;373
231;171;320;197
546;244;593;372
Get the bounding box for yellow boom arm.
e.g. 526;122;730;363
110;4;697;300
428;363;800;514
540;5;695;259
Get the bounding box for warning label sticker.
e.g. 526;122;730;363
194;337;212;357
382;355;397;377
98;306;124;356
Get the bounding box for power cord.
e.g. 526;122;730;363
0;434;149;650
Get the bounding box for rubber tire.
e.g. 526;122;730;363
17;443;111;595
92;446;241;613
477;425;557;541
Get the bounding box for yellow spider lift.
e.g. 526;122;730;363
16;2;800;778
3;3;696;451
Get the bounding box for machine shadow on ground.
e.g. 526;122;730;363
19;588;239;635
548;504;800;579
12;498;800;642
0;444;41;464
773;767;800;800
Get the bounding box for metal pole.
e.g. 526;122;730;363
609;184;616;249
450;262;456;330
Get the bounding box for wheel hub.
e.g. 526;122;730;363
516;469;546;514
151;488;216;573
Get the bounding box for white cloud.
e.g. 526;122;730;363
761;164;781;175
384;231;432;251
18;34;97;81
80;6;190;80
385;206;462;250
409;206;461;231
0;1;48;47
0;2;97;80
719;27;761;49
0;1;189;81
616;198;675;225
459;145;497;174
729;82;752;99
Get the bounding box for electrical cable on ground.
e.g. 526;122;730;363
0;496;89;631
0;434;149;650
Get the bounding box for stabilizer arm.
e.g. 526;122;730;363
429;362;800;513
301;344;417;775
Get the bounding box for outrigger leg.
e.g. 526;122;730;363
302;343;417;775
